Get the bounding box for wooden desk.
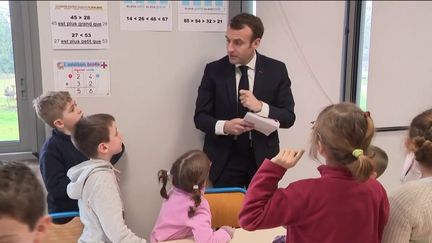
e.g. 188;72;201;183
159;227;285;243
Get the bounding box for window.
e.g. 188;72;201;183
0;1;43;159
356;1;372;110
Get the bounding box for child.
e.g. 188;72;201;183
151;150;234;243
0;161;51;242
368;145;389;179
239;103;389;243
382;108;432;242
67;113;145;242
33;91;124;224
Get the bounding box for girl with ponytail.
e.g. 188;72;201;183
383;109;432;242
150;150;234;243
239;103;389;243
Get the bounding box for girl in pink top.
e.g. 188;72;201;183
151;150;234;243
239;103;389;243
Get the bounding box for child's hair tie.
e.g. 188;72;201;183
192;185;199;190
352;149;364;159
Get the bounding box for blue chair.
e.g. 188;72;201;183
204;187;247;228
49;211;80;219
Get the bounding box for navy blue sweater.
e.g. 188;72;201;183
39;129;124;224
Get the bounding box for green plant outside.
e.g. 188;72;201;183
0;76;19;141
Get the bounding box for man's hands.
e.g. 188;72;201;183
223;118;254;135
271;149;305;169
239;90;262;113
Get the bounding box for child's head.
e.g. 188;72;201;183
406;108;432;169
0;161;51;242
158;150;211;218
33;91;83;133
310;103;375;181
367;145;388;179
72;113;123;160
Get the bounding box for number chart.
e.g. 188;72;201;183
54;60;111;97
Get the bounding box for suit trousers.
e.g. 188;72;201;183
212;133;257;188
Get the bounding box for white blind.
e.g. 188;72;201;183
367;1;432;128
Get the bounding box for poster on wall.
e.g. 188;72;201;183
50;1;109;49
120;0;172;31
178;0;228;32
54;60;111;97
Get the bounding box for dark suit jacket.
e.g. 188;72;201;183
194;52;295;182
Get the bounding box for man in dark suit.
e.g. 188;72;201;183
194;13;295;188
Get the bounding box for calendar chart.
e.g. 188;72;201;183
54;60;111;97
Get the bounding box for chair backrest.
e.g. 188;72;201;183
45;212;83;243
204;187;246;228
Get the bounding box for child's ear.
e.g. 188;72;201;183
53;119;64;129
34;215;51;243
98;142;109;154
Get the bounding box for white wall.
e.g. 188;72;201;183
35;0;411;238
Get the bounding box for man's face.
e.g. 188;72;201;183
226;25;260;65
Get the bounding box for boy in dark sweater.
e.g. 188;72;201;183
33;91;124;224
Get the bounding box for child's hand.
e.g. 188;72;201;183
220;225;235;239
271;148;304;169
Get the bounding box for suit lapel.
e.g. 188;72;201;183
253;52;264;98
223;59;237;108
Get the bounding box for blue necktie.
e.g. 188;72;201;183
238;65;249;117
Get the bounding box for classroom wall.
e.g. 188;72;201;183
36;1;408;238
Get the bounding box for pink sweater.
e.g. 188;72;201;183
239;159;389;243
150;187;231;243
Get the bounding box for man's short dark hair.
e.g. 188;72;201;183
229;13;264;41
0;161;45;230
72;113;115;158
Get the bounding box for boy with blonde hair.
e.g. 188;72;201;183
33;91;124;224
0;161;51;243
368;145;389;179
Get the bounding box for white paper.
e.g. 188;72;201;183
120;1;172;31
50;1;109;49
54;60;111;97
178;0;228;32
244;112;280;136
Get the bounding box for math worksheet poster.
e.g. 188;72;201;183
120;0;172;31
54;60;111;97
50;1;109;49
178;0;228;32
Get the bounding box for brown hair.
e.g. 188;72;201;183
72;113;114;158
229;13;264;41
0;161;45;230
158;150;210;218
310;103;375;181
407;108;432;168
367;145;388;178
33;91;72;128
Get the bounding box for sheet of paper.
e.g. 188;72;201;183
244;112;280;136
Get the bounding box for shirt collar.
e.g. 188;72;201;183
235;51;256;71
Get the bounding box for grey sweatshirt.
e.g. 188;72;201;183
67;159;146;243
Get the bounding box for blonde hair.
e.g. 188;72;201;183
33;91;72;128
310;103;375;181
407;108;432;168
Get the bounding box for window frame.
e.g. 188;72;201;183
0;1;44;160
